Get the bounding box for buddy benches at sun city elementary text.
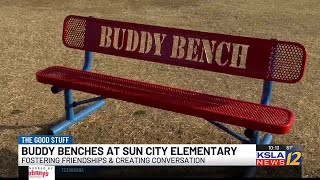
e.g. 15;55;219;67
18;135;255;166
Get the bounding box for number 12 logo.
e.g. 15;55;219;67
286;151;302;165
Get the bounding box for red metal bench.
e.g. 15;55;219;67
36;15;307;144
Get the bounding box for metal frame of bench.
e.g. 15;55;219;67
36;15;307;146
49;51;107;135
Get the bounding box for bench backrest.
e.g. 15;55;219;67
62;15;307;83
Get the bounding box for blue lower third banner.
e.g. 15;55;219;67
18;135;73;144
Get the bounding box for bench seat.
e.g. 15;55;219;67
36;66;293;134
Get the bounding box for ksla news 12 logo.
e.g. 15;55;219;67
256;145;302;166
28;166;55;180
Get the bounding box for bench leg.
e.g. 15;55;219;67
243;131;261;178
261;133;272;144
208;124;272;178
49;89;105;135
243;131;272;178
65;89;75;120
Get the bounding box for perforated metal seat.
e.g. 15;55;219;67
37;66;294;134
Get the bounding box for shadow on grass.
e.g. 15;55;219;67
0;148;18;178
0;102;102;135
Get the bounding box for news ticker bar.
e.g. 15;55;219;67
20;166;302;178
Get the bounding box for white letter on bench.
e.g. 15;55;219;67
113;28;126;50
126;29;139;52
170;36;186;59
186;38;200;61
99;26;113;48
153;33;167;56
215;41;230;66
230;43;249;69
139;31;153;54
199;39;217;64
